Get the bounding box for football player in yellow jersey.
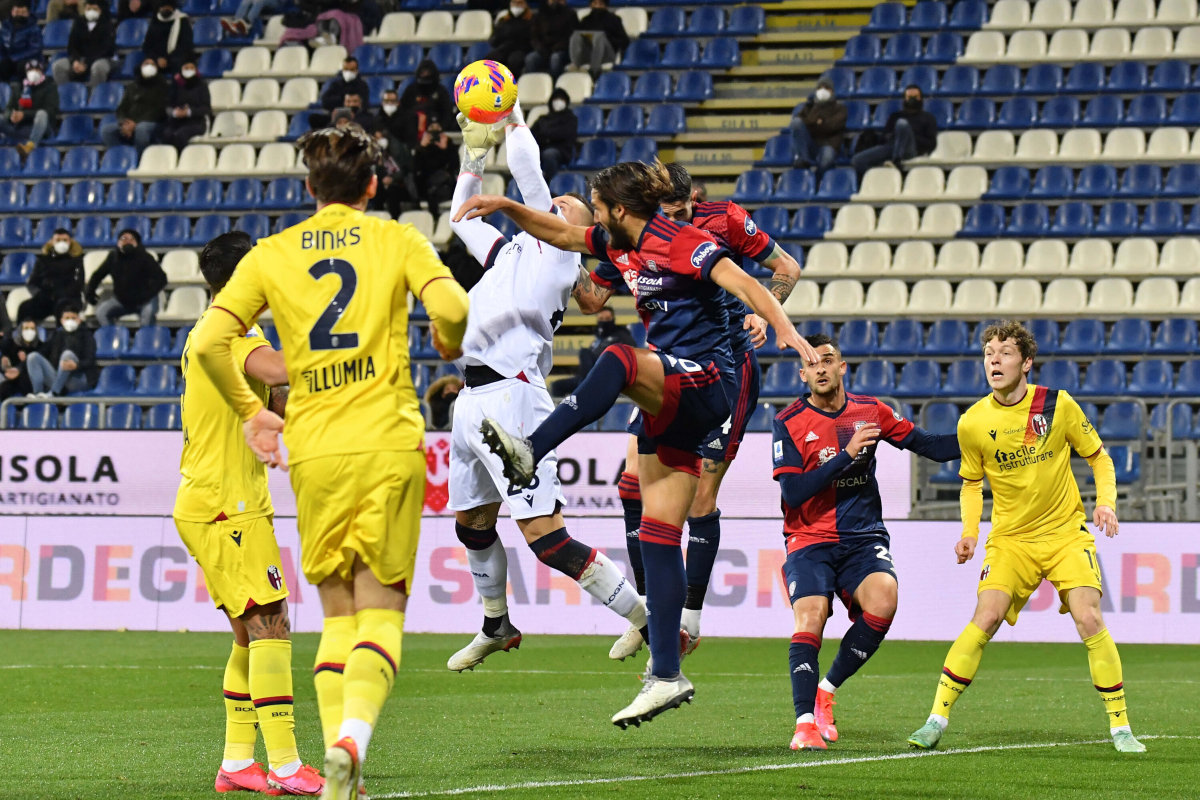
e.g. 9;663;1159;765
175;232;325;796
908;321;1144;754
190;125;470;800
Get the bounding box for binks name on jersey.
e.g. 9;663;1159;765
301;227;362;250
302;356;376;393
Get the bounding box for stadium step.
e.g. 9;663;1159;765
659;147;763;176
682;113;792;134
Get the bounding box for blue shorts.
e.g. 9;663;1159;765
701;348;760;462
783;533;896;616
627;351;731;476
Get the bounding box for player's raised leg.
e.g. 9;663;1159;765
1067;587;1145;753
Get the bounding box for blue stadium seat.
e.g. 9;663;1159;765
922;32;962;63
1186;203;1200;234
0;150;19;178
353;44;385;74
427;43;462;74
22;403;59;430
790;206;831;238
985;166;1030;200
1019;63;1062;95
23;148;61;177
1140;200;1184;236
940;64;980;95
260;324;281;350
224;178;262;208
179;178;218;211
820;67;855;97
198;48;232;77
1109;61;1149;94
922;402;961;436
838;319;877;356
645;103;685;136
1099;402;1142;440
465;42;490;64
1075;164;1118;199
674;70;713;101
548;172;587;196
900;65;939;96
126;325;172;358
1065;63;1105;93
51;114;96;147
1152;319;1197;354
910;0;948;30
749;206;789;239
147;179;186;209
0;252;33;283
192;16;221;46
799;320;836;340
106;403;142;430
867;2;906;31
1105;445;1140;484
1008;203;1051;237
116;50;145;81
1028;165;1073;199
192;215;231;246
940;360;986;396
1024;319;1058;355
631;71;671;103
597;404;634;432
236;213;271;241
364;76;392;106
135;364;179;396
94;325;130;359
923;98;954;130
1162;164;1200;198
850;360;895;396
857;66;896;98
1036;96;1079;128
1125;94;1166;126
1127;359;1173;394
841;34;881;66
814;167;856;201
144;403;182;430
730;169;774;204
1150;60;1189;92
1038;360;1080;393
949;0;987;28
893;361;941;397
744;403;777;432
618;138;657;163
660;38;700;69
100;179;141;212
171;326;192;358
929;459;961;484
1173;361;1200;396
1119;164;1163;198
959;203;1005;237
1082;95;1123;127
114;215;153;244
572;138;615;169
760;364;801;396
756;136;792;169
877;319;924;356
61;403;101;430
1096;201;1139;237
981;64;1020;95
700;38;740;69
881;32;921;65
1154;403;1195;439
115;16;149;46
646;8;685;35
274;212;308;233
263;178;304;209
97;145;135;176
148;215;192;248
773;169;815;203
726;5;765;35
386;43;422;73
86;81;122;112
75;216;112;248
589;72;630;103
924;319;970;355
27;181;65;213
88;365;137;396
43;18;72;48
1059;320;1105;355
0;180;20;208
1049;202;1094;237
952;97;994;129
573;105;601;136
32;216;70;245
604;104;643;135
871;98;901;127
0;217;30;247
842;99;870;129
1105;319;1151;355
620;39;660;70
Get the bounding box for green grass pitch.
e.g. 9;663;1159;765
4;631;1196;799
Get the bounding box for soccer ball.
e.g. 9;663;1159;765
454;60;518;124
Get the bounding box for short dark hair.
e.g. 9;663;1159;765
343;56;358;66
52;227;71;237
904;83;923;96
982;320;1037;362
590;160;673;218
59;300;82;316
117;227;142;245
663;162;692;204
297;124;381;205
806;332;841;357
200;231;253;293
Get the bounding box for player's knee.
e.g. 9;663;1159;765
242;599;291;641
792;603;828;634
1072;606;1105;639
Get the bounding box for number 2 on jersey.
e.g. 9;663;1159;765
308;259;359;351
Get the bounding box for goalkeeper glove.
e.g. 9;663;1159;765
456;112;507;163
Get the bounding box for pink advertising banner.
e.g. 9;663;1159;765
0;517;1196;643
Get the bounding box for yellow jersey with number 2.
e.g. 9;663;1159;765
210;204;455;465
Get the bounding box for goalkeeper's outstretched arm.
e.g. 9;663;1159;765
449;114;508;267
503;104;553;214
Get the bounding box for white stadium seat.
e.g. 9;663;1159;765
159;287;209;322
933;240;980;273
906;279;953;313
898;166;941;200
1073;0;1114;24
1174;26;1200;57
1112;238;1158;275
615;7;648;38
962;31;1006;62
1132;277;1180;312
162;250;202;284
1042;278;1089;311
256;14;285;45
1024;239;1069;274
1017;129;1060;160
988;0;1032;27
891;241;937;274
951;279;998;313
229;47;270;78
803;242;848;275
239;77;281;110
453;9;493;41
399;210;435;240
6;287;29;321
1058;129;1101;160
919;203;963;238
280;77;319;109
858;167;903;200
178;143;217;174
1180;278;1200;310
248;110;288;140
1158;0;1199;23
1132;27;1173;57
367;12;415;43
1190;129;1200;155
1103;129;1146;159
979;240;1024;273
1089;28;1131;58
307;45;347;76
830;205;876;238
1048;29;1088;60
255;143;296;173
1088;278;1134;313
864;279;908;313
944;166;988;200
1069;240;1114;274
1031;0;1070;25
83;250;108;282
818;279;865;314
205;111;248;140
972;130;1016;160
132;144;178;176
517;73;553;107
430;212;454;248
1006;30;1048;60
555;72;593;105
213;143;256;175
782;281;820;316
207;78;241;110
1147;127;1188;158
848;242;891;273
927;131;973;161
413;11;454;42
269;45;309;76
997;278;1043;313
874;204;920;237
1158;237;1200;271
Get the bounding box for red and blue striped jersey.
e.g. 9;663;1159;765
589;214;733;374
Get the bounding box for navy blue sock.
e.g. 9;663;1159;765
639;517;686;679
528;527;596;580
683;510;721;610
789;632;822;719
529;344;637;463
617;471;645;594
825;612;892;689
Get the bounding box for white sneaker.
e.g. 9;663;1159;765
644;628;694;676
479;418;535;489
611;673;694;728
609;624;644;661
446;620;522;672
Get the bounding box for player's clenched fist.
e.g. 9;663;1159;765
955;536;977;564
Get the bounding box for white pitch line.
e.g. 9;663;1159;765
374;735;1196;799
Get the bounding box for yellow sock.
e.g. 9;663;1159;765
341;609;404;757
248;639;299;771
314;615;357;749
222;643;257;762
930;622;992;719
1084;628;1129;729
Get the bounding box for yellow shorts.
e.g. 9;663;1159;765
290;449;426;588
978;525;1103;626
174;514;288;616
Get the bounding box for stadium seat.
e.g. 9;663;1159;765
940;360;986;397
89;365;138;396
177;178;218;212
618;138;657;163
849;242;891;275
96;145;134;177
0;217;30;247
1128;359;1174;394
144;403;182;430
1150;60;1190;92
842;34;882;65
572;106;601;137
1007;203;1050;237
1082;95;1123;127
660;39;700;69
1151;318;1197;354
60;403;101;430
986;166;1030;200
1149;403;1193;441
940;65;980;96
877;319;924;356
1162;164;1200;198
604;104;643;136
27;182;65;213
646;8;685;35
1099;402;1143;441
857;66;896;98
730;170;774;204
1026;319;1060;355
1038;360;1081;393
1141;200;1185;236
760;364;802;397
892;361;941;397
700;38;740;69
104;403;142;430
23;148;61;178
1058;320;1106;355
198;49;233;77
791;206;832;239
1074;165;1118;200
135;364;179;397
952;97;995;130
147;215;191;248
1105;318;1151;355
571;138;615;170
850;360;895;396
925;319;971;355
1095;202;1140;237
21;403;59;430
726;5;765;35
191;216;231;246
959;203;1005;238
859;167;903;201
93;325;130;360
923;32;962;63
74;217;111;249
1047;203;1093;237
235;214;271;242
1173;361;1200;396
867;1;906;31
1117;164;1162;199
815;167;857;201
752;206;791;239
126;326;173;359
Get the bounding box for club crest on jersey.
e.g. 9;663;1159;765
744;216;757;236
817;446;838;465
853;420;868;431
267;565;283;590
690;241;718;268
1030;413;1049;437
980;564;990;581
644;259;659;273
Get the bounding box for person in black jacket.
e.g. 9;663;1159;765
0;315;41;400
85;228;168;326
486;0;532;78
413;117;458;215
319;55;368;112
100;57;168;150
568;0;628;78
17;228;85;323
25;301;97;396
789;77;847;183
51;0;114;87
524;0;575;78
398;59;454;146
530;87;576;179
851;84;938;178
159;56;210;148
549;306;636;398
0;58;58;155
374;87;415;142
143;0;193;74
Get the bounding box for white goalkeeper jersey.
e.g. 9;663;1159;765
449;125;580;388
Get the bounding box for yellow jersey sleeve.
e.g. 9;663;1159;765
211;251;269;331
232;326;271;370
1059;390;1105;458
957;409;984;481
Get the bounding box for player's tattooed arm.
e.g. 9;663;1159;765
572;265;613;314
243;600;291;641
760;243;802;304
268;386;289;419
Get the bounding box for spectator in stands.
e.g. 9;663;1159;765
374;87;414;142
0;0;42;82
318;55;369;112
52;0;115;88
568;0;627;78
525;0;575;78
486;0;533;78
117;0;153;20
279;0;366;51
0;315;40;400
84;228;168;326
851;84;937;178
47;0;82;21
399;59;454;146
220;0;279;36
143;0;193;75
0;294;10;335
341;90;374;130
25;302;97;397
424;373;463;431
0;58;58;156
100;57;168;150
549;306;635;397
789;77;845;183
159;56;210;148
370;125;416;219
17;228;85;324
531;87;576;179
413;117;458;215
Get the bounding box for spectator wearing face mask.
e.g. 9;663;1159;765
549;305;636;398
486;0;533;78
159;55;210;148
24;302;97;397
143;0;193;74
398;59;454;147
851;84;938;178
17;228;85;323
0;58;58;156
530;87;577;179
100;57;168;150
524;0;575;78
51;0;115;88
0;316;42;401
47;0;82;22
319;56;369;112
0;0;42;82
789;77;846;183
413;118;458;215
567;0;628;78
84;228;168;326
374;87;414;142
